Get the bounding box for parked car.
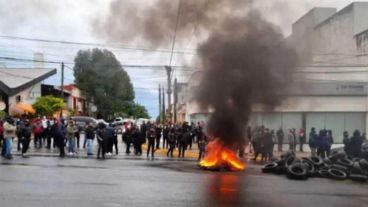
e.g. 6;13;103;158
97;119;109;126
70;116;98;130
113;118;135;134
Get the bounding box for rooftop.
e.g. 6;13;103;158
0;68;57;95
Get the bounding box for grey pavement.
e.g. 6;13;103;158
1;155;368;207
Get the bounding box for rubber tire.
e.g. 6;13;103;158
330;164;349;173
337;158;354;168
301;158;316;176
262;162;278;173
310;156;324;167
351;162;363;174
285;156;296;167
286;163;308;180
328;168;347;180
329;151;346;162
359;159;368;171
323;158;332;165
318;169;330;178
349;174;368;182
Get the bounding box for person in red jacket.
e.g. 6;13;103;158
33;120;43;148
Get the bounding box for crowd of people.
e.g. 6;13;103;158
1;115;367;161
0;115;208;160
250;126;367;162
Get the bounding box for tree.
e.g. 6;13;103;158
33;96;64;117
73;48;134;119
126;102;150;119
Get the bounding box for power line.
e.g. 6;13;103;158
0;56;197;71
0;35;197;55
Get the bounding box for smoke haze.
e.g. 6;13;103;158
96;0;299;145
196;12;298;145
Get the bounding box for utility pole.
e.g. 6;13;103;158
159;84;162;123
165;66;172;123
60;62;64;117
60;62;64;98
173;78;178;123
162;86;166;123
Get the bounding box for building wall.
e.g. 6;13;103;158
8;82;42;115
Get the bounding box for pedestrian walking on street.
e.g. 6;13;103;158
276;128;284;152
66;120;77;155
162;124;169;149
326;130;334;157
155;124;162;149
85;122;95;156
16;120;24;151
112;126;118;155
343;131;350;155
298;128;306;152
52;119;65;158
308;127;318;156
2;117;16;159
123;127;132;154
167;128;176;158
179;128;190;159
33;120;43;148
288;128;297;152
147;127;156;158
21;121;32;157
317;130;328;158
75;123;82;148
132;126;143;155
350;130;363;158
96;123;106;159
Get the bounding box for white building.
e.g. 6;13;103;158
186;2;368;143
0;68;57;115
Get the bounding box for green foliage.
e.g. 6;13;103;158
0;110;7;119
33;96;64;117
73;48;134;119
125;102;150;119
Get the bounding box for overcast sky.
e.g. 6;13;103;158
0;0;367;118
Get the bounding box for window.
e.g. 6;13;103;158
15;95;21;103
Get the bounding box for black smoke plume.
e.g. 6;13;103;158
97;0;298;146
196;12;297;146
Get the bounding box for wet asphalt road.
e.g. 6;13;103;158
0;156;367;207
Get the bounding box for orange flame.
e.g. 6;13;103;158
199;138;246;171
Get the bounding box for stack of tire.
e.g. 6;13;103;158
262;150;368;182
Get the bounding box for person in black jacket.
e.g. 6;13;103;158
21;120;32;157
276;128;284;152
343;131;350;155
132;126;143;155
96;123;106;159
155;125;162;149
123;128;132;154
162;125;169;149
146;127;156;158
262;129;273;162
308;127;318;156
178;128;190;159
44;121;53;149
51;119;66;158
167;128;176;158
350;130;363;158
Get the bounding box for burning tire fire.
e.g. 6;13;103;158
199;139;246;171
